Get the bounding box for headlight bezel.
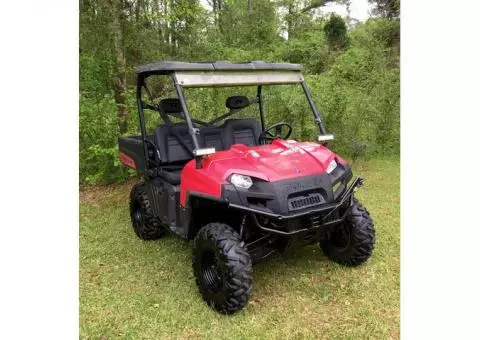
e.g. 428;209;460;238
229;173;254;189
326;159;338;174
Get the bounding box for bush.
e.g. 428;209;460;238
79;92;137;184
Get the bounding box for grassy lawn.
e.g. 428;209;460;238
80;158;399;339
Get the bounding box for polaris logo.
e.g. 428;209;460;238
283;182;306;192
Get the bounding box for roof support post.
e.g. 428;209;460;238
257;85;266;131
136;75;150;173
301;80;327;134
171;74;202;168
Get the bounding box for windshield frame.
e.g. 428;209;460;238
175;70;304;88
135;71;327;169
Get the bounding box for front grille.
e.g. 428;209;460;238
288;192;324;211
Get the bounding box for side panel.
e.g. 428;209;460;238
119;152;136;169
179;161;224;207
118;135;152;173
146;178;186;238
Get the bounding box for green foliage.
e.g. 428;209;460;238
218;0;280;49
80;0;400;184
79;92;137;183
323;14;349;51
315;41;400;157
278;32;330;73
368;0;400;19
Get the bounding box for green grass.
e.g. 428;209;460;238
80;158;399;339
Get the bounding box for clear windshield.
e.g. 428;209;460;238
140;75;320;141
183;84;315;141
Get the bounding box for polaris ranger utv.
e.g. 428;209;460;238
119;61;375;314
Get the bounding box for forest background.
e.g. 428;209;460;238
79;0;400;183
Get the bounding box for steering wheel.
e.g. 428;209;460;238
259;122;292;143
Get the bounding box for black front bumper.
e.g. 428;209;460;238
229;176;363;236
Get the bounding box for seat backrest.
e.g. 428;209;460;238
154;123;194;164
159;98;183;114
199;126;226;151
157;98;184;124
223;118;261;147
154;118;262;165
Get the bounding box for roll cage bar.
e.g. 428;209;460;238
134;61;328;170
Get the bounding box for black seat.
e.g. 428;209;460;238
199;126;226;150
152;118;262;184
154;123;193;184
199;118;261;150
157;98;184;124
223;118;261;147
154;123;194;163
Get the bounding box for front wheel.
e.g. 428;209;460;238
192;223;253;314
320;198;375;266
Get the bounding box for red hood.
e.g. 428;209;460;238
200;139;345;183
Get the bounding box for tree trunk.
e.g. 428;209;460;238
169;0;176;51
287;2;293;40
212;0;218;26
152;0;163;47
110;1;128;134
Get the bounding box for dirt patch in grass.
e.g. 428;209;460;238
80;178;140;205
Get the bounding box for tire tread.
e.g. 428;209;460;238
320;198;375;266
129;183;166;240
192;223;253;314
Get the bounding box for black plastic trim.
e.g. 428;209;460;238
228;176;362;222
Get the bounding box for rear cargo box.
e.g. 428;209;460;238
118;135;154;173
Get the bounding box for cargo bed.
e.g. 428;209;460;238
118;135;155;173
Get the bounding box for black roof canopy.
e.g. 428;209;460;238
135;60;303;76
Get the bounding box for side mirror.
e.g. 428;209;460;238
317;134;334;143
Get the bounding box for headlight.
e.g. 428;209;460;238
326;159;337;174
229;174;253;189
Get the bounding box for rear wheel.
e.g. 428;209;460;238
192;223;253;314
129;183;166;240
320;198;375;266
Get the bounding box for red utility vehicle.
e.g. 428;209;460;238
119;61;375;314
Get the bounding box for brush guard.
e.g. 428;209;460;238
230;176;364;236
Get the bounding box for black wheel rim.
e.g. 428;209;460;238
329;224;352;251
200;250;223;292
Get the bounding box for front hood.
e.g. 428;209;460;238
202;139;345;183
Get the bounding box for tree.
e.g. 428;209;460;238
278;0;338;40
300;0;336;13
324;14;349;50
107;0;128;134
368;0;400;19
215;0;279;49
79;0;400;183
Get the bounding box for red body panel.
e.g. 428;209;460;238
179;139;341;207
120;151;136;169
